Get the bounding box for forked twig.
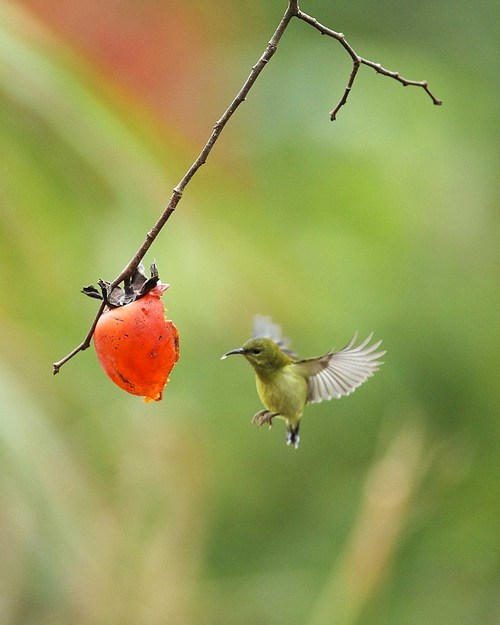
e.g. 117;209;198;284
53;0;441;374
295;9;442;120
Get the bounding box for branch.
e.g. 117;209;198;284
53;301;105;374
295;8;442;120
53;1;297;374
53;0;441;374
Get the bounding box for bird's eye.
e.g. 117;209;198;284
251;348;261;355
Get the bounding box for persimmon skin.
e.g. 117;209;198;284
93;284;179;401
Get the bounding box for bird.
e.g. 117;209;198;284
221;315;385;448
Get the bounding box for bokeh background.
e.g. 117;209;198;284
1;1;498;624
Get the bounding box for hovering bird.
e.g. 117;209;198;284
221;316;385;448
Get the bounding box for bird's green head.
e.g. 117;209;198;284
221;337;291;372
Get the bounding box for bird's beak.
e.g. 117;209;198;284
220;347;245;360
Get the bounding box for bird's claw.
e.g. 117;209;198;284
251;410;276;429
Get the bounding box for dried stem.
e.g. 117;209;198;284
53;301;106;374
295;8;442;120
53;0;441;374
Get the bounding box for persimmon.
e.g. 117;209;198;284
84;264;179;401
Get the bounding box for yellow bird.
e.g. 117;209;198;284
222;316;385;448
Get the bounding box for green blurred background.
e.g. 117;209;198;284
1;1;498;624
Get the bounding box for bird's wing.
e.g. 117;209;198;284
252;315;298;359
294;333;386;404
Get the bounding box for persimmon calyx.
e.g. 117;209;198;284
82;262;167;308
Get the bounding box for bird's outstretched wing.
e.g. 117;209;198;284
252;315;298;359
294;333;385;404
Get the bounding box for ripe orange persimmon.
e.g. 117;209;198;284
85;265;179;402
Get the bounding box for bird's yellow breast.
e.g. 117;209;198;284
255;365;308;424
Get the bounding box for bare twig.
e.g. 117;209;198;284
53;0;441;374
53;1;298;375
295;8;442;120
53;301;106;374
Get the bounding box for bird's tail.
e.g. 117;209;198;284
286;424;300;449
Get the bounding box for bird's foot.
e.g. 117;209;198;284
286;425;300;449
251;410;277;429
